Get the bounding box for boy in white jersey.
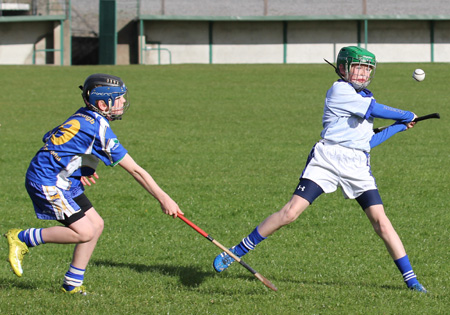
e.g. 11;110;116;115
4;73;184;294
213;46;427;292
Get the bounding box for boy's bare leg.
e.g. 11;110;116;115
70;208;104;269
258;195;310;237
364;204;406;259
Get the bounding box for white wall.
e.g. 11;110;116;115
366;21;432;62
434;21;450;62
213;22;283;64
0;22;54;65
141;19;450;65
287;21;356;63
143;21;209;64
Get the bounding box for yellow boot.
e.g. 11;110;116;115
61;285;87;295
4;229;29;277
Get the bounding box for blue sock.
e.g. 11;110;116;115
63;265;85;291
394;255;419;288
18;228;45;247
234;226;267;257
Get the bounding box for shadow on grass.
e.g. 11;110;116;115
91;259;214;288
92;260;403;293
0;277;36;290
278;276;403;291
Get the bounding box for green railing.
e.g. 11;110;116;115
140;38;172;65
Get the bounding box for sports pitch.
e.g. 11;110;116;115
0;64;448;314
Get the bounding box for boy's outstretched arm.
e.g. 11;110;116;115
119;153;183;218
368;102;417;148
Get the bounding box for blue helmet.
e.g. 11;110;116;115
79;73;130;120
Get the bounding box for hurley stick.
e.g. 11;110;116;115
178;214;278;291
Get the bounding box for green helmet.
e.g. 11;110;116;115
336;46;377;91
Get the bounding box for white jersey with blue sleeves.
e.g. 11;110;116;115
321;81;375;152
26;107;128;190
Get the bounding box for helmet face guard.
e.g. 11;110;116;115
89;85;130;120
336;46;377;91
80;73;130;121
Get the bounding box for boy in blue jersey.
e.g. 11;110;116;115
213;47;427;293
4;73;183;295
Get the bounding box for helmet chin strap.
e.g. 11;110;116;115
86;99;113;120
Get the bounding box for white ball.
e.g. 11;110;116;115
413;69;425;82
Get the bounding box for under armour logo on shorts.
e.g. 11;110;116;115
297;185;306;192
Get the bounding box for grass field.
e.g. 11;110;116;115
0;63;448;314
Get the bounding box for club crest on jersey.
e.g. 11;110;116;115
107;138;120;151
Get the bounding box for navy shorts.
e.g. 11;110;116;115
26;180;92;226
293;178;324;204
355;189;383;210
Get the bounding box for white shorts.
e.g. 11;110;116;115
301;140;377;199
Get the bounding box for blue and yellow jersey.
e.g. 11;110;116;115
26;107;127;190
